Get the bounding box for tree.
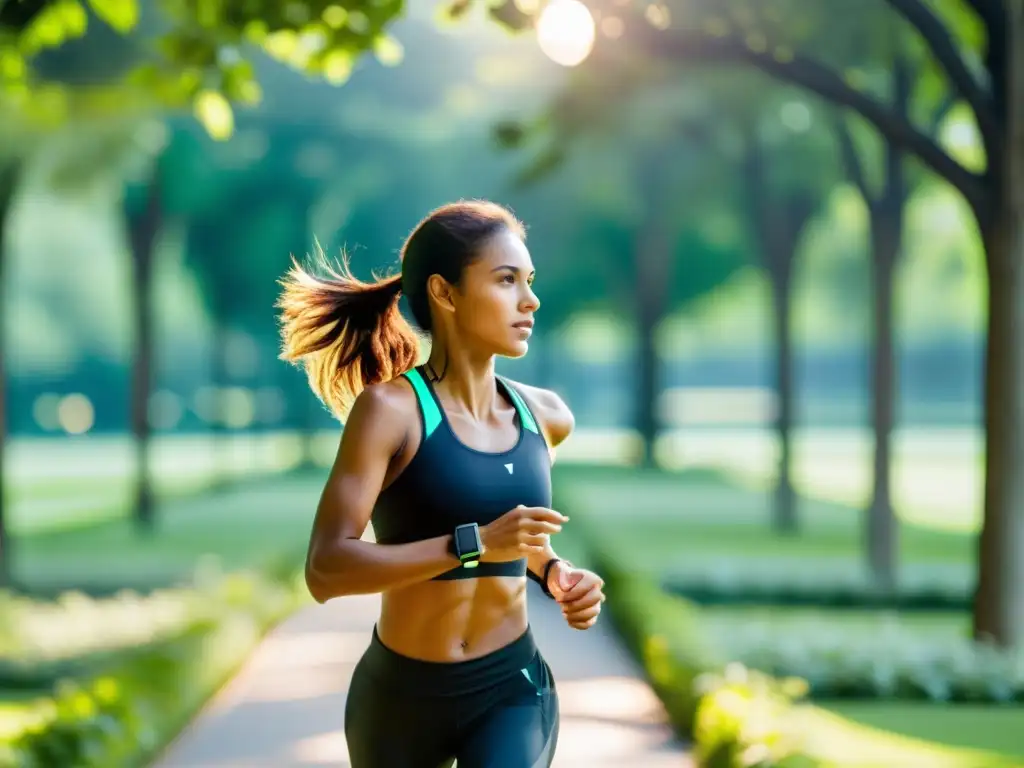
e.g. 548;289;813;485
500;100;749;463
0;0;415;571
123;134;168;532
500;58;840;523
0;159;18;582
487;0;1024;647
832;47;956;590
740;115;829;536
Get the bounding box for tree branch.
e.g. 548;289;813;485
885;0;998;148
620;25;990;214
833;114;873;203
964;0;1004;34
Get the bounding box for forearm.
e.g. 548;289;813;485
526;541;560;580
306;535;459;601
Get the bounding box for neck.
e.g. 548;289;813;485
426;337;498;420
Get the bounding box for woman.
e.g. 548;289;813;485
277;200;606;768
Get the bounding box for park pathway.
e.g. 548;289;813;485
152;582;692;768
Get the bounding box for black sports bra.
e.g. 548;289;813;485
370;366;553;580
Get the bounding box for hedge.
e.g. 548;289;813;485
705;617;1023;704
0;565;306;768
576;522;1022;767
661;558;973;612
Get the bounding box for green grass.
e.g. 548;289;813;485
13;475;323;593
5;431;336;537
558;425;983;532
555;464;974;573
822;702;1024;759
790;705;1024;767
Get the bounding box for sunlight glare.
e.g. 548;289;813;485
536;0;596;67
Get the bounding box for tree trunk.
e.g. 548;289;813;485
0;162;20;585
769;272;797;534
974;214;1024;647
866;210;901;591
211;318;231;490
744;138;809;533
127;170;163;533
971;2;1024;649
634;225;671;467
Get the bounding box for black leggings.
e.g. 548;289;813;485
345;626;559;768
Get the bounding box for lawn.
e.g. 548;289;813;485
555;464;974;572
559;424;984;532
5;431;336;537
13;473;324;594
822;702;1024;760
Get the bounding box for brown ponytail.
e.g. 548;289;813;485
276;246;421;420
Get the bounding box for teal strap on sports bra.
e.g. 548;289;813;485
404;369;540;440
501;379;540;435
403;368;442;439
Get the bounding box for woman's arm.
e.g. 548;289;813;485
304;381;461;603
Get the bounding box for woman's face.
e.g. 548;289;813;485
440;228;540;358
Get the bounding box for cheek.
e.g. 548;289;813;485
459;285;512;326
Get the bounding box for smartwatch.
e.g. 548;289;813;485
450;523;483;568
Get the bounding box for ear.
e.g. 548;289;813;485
426;274;457;316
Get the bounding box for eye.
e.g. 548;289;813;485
500;273;516;284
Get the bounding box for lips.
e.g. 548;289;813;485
513;320;534;330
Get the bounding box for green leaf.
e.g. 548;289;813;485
221;60;261;105
193;90;234;141
373;35;404;66
59;0;89;39
0;50;26;82
262;30;299;62
436;0;474;26
322;5;349;29
86;0;139;33
321;49;354;85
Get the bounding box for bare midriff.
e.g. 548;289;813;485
376;576;528;662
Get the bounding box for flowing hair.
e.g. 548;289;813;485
276;244;420;420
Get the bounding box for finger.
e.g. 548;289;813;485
559;581;596;603
561;589;604;612
520;521;563;535
518;507;569;524
518;541;547;554
569;617;599;631
563;603;602;624
519;534;550;549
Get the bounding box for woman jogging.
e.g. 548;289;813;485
277;199;606;768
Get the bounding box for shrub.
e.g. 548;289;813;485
662;559;972;611
708;618;1024;704
0;565;305;768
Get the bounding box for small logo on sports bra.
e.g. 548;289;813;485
504;463;514;474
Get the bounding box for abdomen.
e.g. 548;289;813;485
377;576;528;662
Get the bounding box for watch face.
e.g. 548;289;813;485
456;526;479;557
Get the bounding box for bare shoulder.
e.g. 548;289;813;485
504;378;575;449
341;376;419;449
351;376;418;427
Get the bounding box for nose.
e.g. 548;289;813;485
521;284;540;313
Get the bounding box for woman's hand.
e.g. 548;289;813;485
479;506;568;563
548;561;605;630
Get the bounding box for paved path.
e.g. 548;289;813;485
152;583;691;767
